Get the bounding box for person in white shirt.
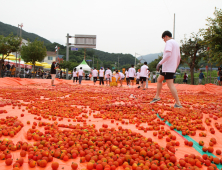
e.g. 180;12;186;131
99;67;104;85
151;31;182;108
78;67;84;85
153;73;156;83
125;68;130;86
115;70;124;87
146;69;150;88
136;69;140;86
105;67;112;86
92;68;98;85
139;62;148;89
73;68;78;84
128;65;136;87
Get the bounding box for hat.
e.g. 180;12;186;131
101;67;103;69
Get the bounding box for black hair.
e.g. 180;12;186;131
107;67;110;69
218;67;221;70
162;31;172;38
144;62;147;65
80;67;82;69
74;68;76;71
131;65;134;67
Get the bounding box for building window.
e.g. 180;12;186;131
48;56;53;60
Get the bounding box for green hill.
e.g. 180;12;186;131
0;21;51;45
0;21;138;70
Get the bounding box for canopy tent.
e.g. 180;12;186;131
75;60;92;72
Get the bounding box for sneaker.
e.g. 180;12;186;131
150;98;161;103
52;85;56;86
174;104;183;108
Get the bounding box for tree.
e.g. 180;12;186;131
0;33;21;72
148;55;163;72
59;61;78;71
202;8;222;66
20;39;47;77
180;32;205;84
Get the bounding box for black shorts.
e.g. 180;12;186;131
129;77;134;80
93;77;97;82
140;77;146;82
160;71;175;80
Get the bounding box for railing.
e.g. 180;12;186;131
174;77;218;85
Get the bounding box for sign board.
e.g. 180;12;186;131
74;35;96;48
71;47;78;51
86;60;92;62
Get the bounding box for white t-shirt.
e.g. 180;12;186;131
78;69;84;76
92;70;98;77
99;69;104;77
105;69;112;78
159;39;181;72
128;68;136;77
136;72;140;79
115;73;120;81
120;72;125;79
73;71;77;77
153;75;156;79
140;65;148;78
125;71;129;78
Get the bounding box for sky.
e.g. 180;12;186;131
1;0;222;56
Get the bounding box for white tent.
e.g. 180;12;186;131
75;60;92;72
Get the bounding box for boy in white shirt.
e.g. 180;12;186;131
92;68;98;85
150;31;182;108
115;71;124;87
105;67;112;86
136;69;140;86
125;68;130;86
99;67;104;85
128;65;136;87
78;67;84;85
139;62;148;89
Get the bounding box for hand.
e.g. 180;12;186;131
156;64;161;71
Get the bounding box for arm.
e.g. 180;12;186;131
158;51;172;65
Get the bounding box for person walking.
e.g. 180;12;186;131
218;67;222;86
10;65;16;77
136;69;140;87
78;67;84;85
92;68;98;85
125;68;130;86
51;61;59;86
198;70;205;85
128;65;136;87
150;30;182;108
183;73;188;84
139;62;148;89
99;67;104;85
105;67;112;86
153;73;156;83
73;68;78;84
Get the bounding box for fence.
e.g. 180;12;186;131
174;77;218;85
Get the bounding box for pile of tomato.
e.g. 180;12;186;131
0;84;221;170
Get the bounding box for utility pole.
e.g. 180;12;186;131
16;23;23;76
173;13;175;39
93;55;94;68
66;33;69;79
135;53;136;67
118;55;119;70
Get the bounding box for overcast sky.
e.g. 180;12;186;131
1;0;222;56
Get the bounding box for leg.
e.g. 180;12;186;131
166;79;181;106
102;78;104;85
154;75;164;99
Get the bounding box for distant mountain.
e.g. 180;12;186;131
0;21;51;45
137;53;162;64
